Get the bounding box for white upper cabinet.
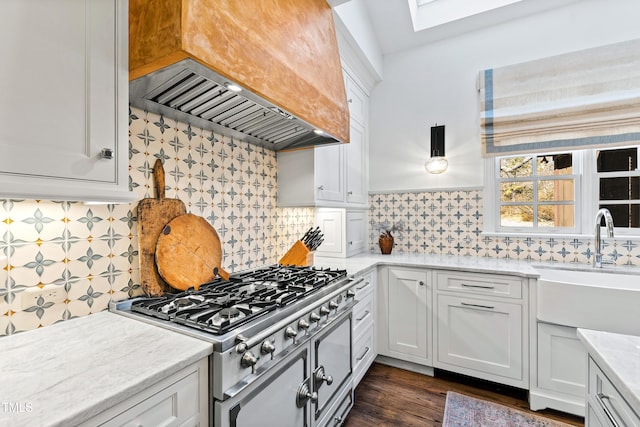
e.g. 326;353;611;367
0;0;134;202
277;70;369;208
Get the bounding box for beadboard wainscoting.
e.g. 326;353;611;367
0;107;314;335
369;190;640;266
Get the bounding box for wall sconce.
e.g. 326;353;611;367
425;124;448;174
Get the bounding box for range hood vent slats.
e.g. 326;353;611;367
130;60;342;150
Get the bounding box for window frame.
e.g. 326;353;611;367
485;146;640;237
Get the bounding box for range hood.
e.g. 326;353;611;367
129;0;350;151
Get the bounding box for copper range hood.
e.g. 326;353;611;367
129;0;350;150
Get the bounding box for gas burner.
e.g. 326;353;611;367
219;307;241;319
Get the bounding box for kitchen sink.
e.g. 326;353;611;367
536;266;640;335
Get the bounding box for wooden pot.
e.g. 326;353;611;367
379;236;394;255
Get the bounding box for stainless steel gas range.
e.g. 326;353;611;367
111;265;361;427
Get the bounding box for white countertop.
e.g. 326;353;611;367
314;252;540;278
0;311;213;427
577;328;640;411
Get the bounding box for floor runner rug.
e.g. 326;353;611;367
443;391;574;427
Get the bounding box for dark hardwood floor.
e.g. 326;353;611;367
344;363;584;427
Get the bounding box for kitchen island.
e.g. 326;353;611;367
0;311;212;426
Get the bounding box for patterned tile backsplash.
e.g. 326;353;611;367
4;108;640;336
369;189;640;266
0;107;314;335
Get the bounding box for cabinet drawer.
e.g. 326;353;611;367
588;357;640;426
86;359;207;427
436;271;523;299
353;327;375;386
353;290;374;334
354;270;375;299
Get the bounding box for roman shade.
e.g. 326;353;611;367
479;38;640;157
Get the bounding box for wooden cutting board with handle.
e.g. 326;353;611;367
155;213;230;291
137;159;187;296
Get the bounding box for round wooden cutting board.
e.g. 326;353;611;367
155;213;230;291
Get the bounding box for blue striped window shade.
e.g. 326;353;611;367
479;38;640;157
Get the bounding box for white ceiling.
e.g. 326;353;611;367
360;0;582;55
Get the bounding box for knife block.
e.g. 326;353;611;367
279;240;314;266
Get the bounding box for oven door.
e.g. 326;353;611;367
215;344;310;427
312;310;353;426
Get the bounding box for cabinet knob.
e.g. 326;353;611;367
347;191;353;195
419;281;425;286
349;241;353;245
100;148;114;159
348;98;353;103
317;185;324;190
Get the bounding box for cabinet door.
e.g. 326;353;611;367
315;209;345;257
345;210;367;256
537;323;587;398
0;0;130;201
315;145;344;202
436;294;524;385
379;268;430;364
345;122;367;205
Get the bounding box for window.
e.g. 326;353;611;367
596;147;640;229
488;146;640;235
496;153;577;232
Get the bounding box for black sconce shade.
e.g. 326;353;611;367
431;125;445;157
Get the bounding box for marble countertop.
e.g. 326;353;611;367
577;328;640;411
0;311;213;427
314;252;540;277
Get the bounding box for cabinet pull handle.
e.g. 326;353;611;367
317;185;324;190
356;310;370;322
347;191;353;195
461;283;494;290
100;148;114;159
596;393;621;427
461;302;495;310
356;346;370;361
356;281;369;290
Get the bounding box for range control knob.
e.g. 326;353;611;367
319;306;331;316
346;290;356;299
309;312;321;323
329;300;339;310
235;342;248;354
285;326;298;340
298;318;310;332
240;351;259;373
260;340;276;358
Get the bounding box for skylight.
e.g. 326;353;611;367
409;0;524;32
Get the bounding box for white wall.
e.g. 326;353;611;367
369;0;640;192
333;0;384;81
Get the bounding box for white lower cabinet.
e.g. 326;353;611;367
530;322;587;416
377;267;431;365
81;358;209;427
352;269;376;387
434;271;528;389
586;357;640;426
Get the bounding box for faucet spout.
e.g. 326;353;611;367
594;208;614;268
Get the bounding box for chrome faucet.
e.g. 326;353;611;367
593;208;614;268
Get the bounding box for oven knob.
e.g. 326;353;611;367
240;351;259;371
319;306;331;316
260;340;276;358
315;366;334;387
329;300;339;310
298;318;310;332
285;326;298;340
346;290;356;299
235;342;248;354
309;312;321;323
